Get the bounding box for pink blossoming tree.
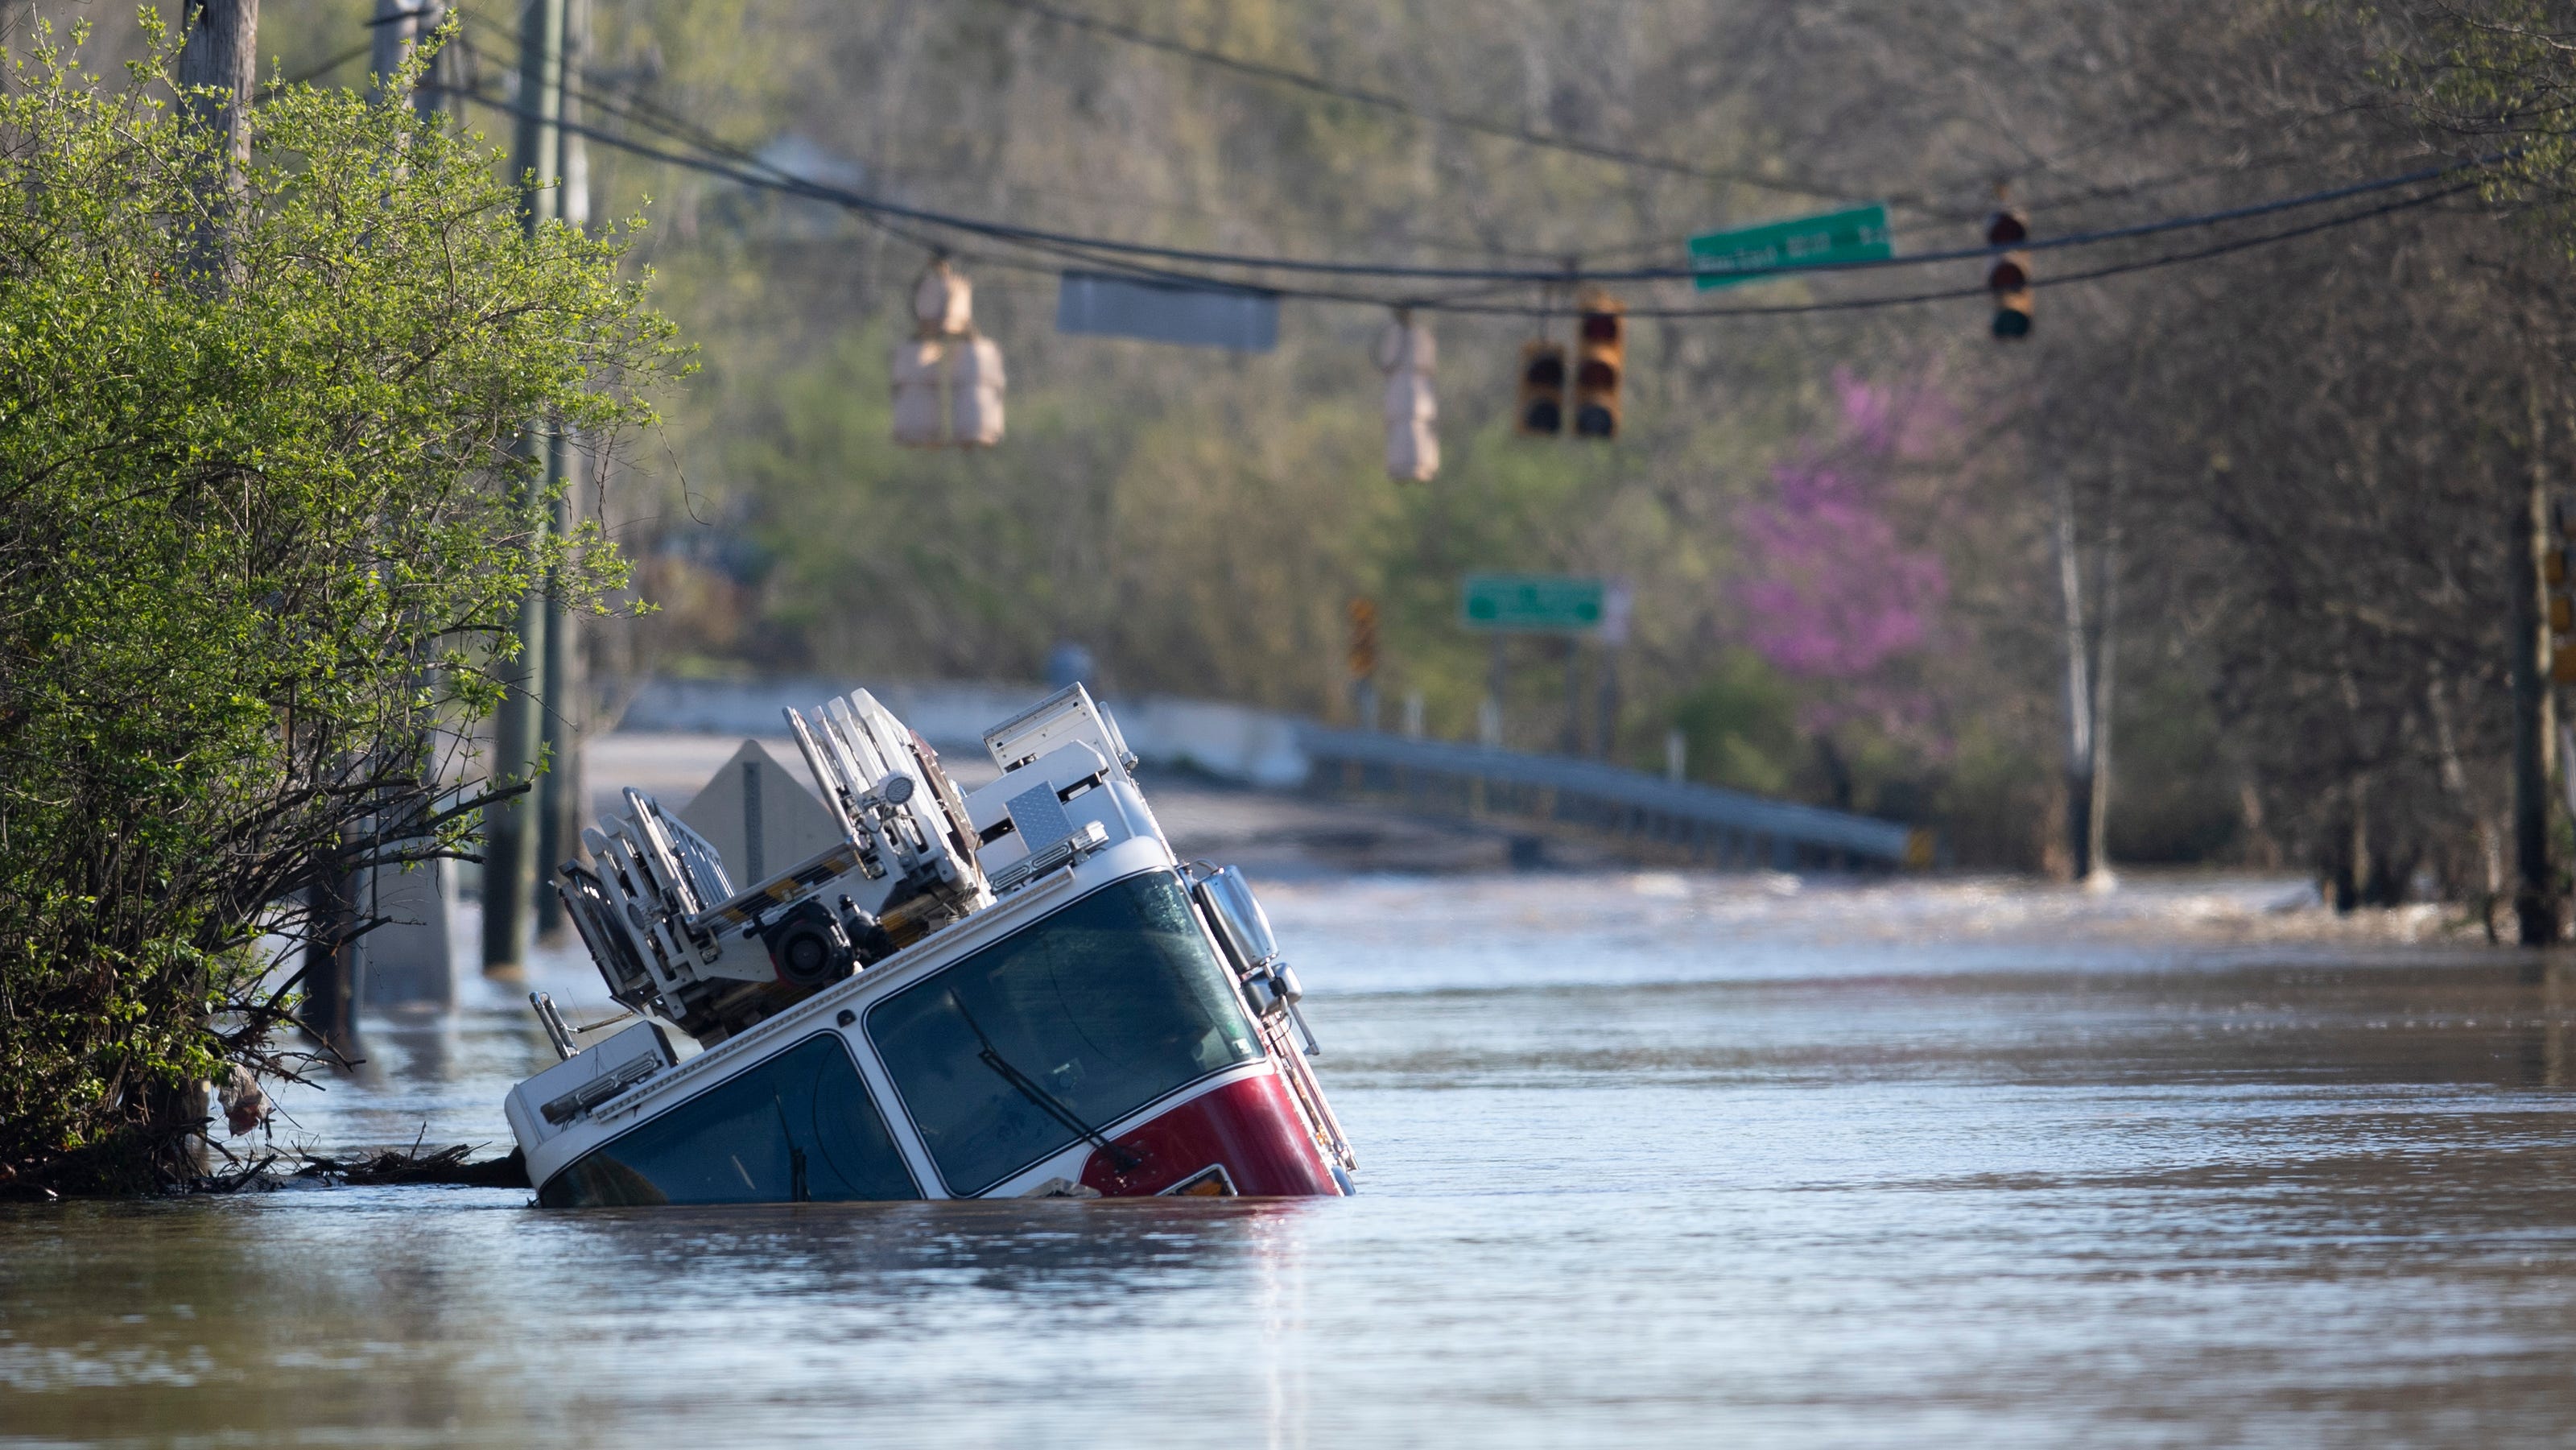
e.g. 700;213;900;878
1734;369;1953;747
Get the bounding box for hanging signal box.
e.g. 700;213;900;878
1574;291;1624;439
892;260;1005;448
1517;341;1567;436
1987;208;2033;341
1374;315;1440;481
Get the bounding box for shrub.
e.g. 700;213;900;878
0;23;683;1192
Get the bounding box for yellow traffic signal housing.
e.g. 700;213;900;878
1573;291;1624;439
1347;597;1379;680
1987;208;2033;340
1517;341;1566;436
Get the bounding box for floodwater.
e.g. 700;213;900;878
10;872;2576;1447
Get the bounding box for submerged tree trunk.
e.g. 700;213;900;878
2430;673;2506;938
2335;775;2371;915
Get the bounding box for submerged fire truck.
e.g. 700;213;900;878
503;684;1356;1205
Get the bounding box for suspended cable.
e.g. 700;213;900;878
977;0;1897;209
979;0;2368;229
440;85;2501;296
448;33;1608;267
1407;181;2482;319
256;40;374;97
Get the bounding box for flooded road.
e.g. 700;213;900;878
10;873;2576;1446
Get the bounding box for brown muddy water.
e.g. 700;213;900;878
7;873;2576;1447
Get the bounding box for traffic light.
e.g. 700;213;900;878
1374;312;1439;481
1517;340;1566;436
1573;290;1624;439
1987;204;2033;340
891;259;1005;447
1348;597;1379;680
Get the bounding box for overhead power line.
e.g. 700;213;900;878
441;83;2499;291
978;0;1898;209
980;0;2338;227
972;153;2495;290
1418;181;2483;319
445;31;1616;266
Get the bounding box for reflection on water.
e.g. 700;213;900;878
2;1194;1320;1448
10;874;2576;1447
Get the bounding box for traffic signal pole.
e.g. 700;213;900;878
2003;225;2107;888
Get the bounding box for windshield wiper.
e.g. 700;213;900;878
946;989;1142;1172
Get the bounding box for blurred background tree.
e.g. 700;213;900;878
21;0;2573;897
0;25;679;1192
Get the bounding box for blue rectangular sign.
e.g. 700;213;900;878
1056;271;1281;352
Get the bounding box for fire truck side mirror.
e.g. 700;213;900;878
1192;865;1279;973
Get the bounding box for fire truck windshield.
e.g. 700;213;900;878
869;872;1265;1196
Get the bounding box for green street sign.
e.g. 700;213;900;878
1462;574;1608;633
1688;203;1893;291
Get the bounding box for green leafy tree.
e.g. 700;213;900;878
0;23;683;1194
2379;1;2576;233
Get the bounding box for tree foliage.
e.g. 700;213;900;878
356;0;2576;887
2380;0;2576;234
0;23;683;1193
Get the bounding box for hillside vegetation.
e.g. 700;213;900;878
101;0;2576;886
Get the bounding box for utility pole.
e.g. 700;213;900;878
178;0;369;1047
1997;204;2104;886
411;0;453;123
2087;528;2120;890
535;0;589;943
2510;370;2559;945
2054;473;2095;882
177;0;258;171
286;0;434;1041
483;0;564;975
1560;638;1583;754
369;0;422;104
1596;647;1620;762
1596;580;1629;762
177;0;258;285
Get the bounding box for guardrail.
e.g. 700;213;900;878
612;677;1934;870
1297;726;1933;871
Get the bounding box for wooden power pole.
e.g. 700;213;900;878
2511;374;2560;946
482;0;564;974
535;0;590;943
368;0;421;104
2054;473;2097;882
177;0;258;285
